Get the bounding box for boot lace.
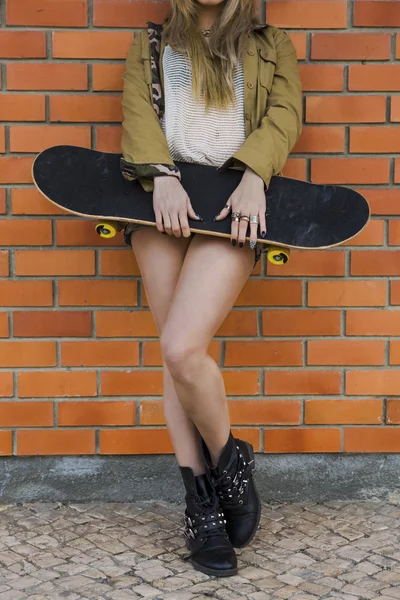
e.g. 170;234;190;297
182;495;227;543
214;445;255;508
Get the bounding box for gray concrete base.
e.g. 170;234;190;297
1;454;400;503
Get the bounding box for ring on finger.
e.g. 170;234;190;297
239;215;250;223
250;215;260;224
231;211;241;220
225;203;231;210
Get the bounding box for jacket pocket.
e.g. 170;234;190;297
258;47;277;92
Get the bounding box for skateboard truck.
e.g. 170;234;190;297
267;246;290;265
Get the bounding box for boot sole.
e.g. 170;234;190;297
188;558;238;577
232;441;262;549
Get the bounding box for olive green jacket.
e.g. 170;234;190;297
121;22;303;192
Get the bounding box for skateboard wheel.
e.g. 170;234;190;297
267;246;290;265
95;221;120;238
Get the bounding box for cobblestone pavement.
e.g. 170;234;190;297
1;498;400;600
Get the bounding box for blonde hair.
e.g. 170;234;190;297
163;0;258;110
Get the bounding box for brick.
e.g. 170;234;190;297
299;66;343;92
308;280;386;307
0;341;56;367
0;431;12;456
12;188;65;215
224;341;302;367
7;0;88;26
311;158;389;185
396;159;400;184
61;341;139;367
367;190;400;216
265;371;341;395
101;371;163;396
266;428;341;453
236;281;302;306
0;126;5;153
17;430;95;456
281;158;306;181
14;311;91;338
0;251;9;277
311;33;391;60
389;221;400;245
56;220;124;246
100;428;173;455
0;31;46;58
294;126;345;154
392;97;400;122
58;401;135;426
10;126;91;153
306;96;386;124
15;250;94;276
0;402;53;427
390;341;400;365
0;157;34;184
392;281;400;305
0;95;45;121
18;371;97;398
216;311;257;337
230;399;301;425
50;96;122;123
0;189;5;213
95;126;123;152
93;0;170;28
353;0;400;27
262;309;340;337
58;280;137;307
305;399;382;425
351;251;400;276
96;311;157;337
387;400;400;424
398;34;400;58
288;33;307;60
350;127;400;154
308;340;385;366
0;220;51;246
268;250;345;277
346;310;400;337
0;373;14;397
266;0;347;28
140;400;165;425
346;371;400;396
7;63;87;91
344;428;400;453
344;219;384;247
349;65;400;92
100;250;140;276
0;282;53;307
93;65;125;92
224;371;261;395
53;31;133;58
143;340;220;366
0;313;8;338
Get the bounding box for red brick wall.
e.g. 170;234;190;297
0;0;399;457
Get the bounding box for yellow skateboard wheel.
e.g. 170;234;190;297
95;221;121;238
267;246;290;265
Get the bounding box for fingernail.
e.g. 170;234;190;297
196;213;204;221
250;240;256;250
213;214;220;222
261;231;266;238
231;240;236;247
239;242;243;248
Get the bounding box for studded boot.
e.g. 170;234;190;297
179;466;238;577
201;432;261;548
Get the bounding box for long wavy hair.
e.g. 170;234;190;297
163;0;258;110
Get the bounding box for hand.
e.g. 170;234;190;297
214;168;267;248
153;176;202;237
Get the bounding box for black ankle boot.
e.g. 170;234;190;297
179;466;237;577
201;432;261;548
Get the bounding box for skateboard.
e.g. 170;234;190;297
32;145;370;265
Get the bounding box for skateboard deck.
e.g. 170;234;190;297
32;145;370;264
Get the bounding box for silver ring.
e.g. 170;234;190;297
231;212;241;220
250;215;259;224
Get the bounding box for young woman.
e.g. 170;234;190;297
120;0;302;578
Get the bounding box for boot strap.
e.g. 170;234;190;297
183;510;226;540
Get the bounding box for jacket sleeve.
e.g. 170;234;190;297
120;31;180;187
232;29;302;188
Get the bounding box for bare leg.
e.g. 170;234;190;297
160;235;254;466
130;228;205;474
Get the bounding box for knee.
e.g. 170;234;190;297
160;333;204;384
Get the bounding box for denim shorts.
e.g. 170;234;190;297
123;222;264;265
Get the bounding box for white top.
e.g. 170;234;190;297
161;44;246;168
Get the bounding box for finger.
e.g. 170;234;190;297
249;221;258;250
179;211;191;238
214;201;232;222
230;215;239;246
163;212;172;235
155;210;164;233
170;213;182;238
187;200;202;221
259;209;267;238
238;218;249;247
